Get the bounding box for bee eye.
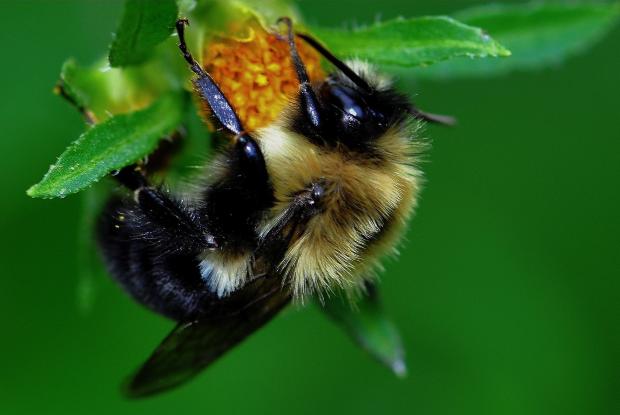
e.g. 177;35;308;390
319;82;390;143
323;84;367;122
328;85;366;120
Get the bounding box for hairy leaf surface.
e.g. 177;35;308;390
109;0;178;67
28;93;186;198
412;2;620;79
311;16;510;67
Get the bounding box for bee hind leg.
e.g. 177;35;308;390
113;165;218;252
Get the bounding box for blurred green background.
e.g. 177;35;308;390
1;1;618;414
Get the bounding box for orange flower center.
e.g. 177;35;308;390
202;24;324;131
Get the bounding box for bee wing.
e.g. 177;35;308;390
124;276;291;398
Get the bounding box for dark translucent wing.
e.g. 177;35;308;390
124;276;291;398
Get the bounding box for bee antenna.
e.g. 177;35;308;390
409;108;457;126
296;32;373;93
277;17;322;130
295;30;456;127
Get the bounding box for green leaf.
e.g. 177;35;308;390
310;16;510;68
57;59;90;111
189;0;300;43
232;0;300;28
27;92;186;199
58;58;177;122
109;0;178;67
319;285;407;377
177;0;197;16
412;2;620;79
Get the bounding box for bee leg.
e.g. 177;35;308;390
277;17;322;131
176;19;271;187
233;134;270;188
99;166;219;321
176;19;273;207
257;182;325;262
114;165;218;252
176;19;244;137
198;134;274;251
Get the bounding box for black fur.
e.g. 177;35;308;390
98;197;213;321
97;135;276;321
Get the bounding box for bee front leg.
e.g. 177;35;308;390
257;181;325;262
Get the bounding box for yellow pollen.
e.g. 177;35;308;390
202;23;324;131
255;74;268;87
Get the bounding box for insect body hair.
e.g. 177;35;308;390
251;63;425;299
255;128;423;299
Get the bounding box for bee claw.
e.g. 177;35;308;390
205;234;219;250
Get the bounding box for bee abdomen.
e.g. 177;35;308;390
97;198;215;321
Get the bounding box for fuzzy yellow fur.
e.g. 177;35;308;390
255;121;422;298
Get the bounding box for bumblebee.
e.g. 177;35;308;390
97;18;451;397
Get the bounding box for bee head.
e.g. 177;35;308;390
275;24;412;151
317;71;412;148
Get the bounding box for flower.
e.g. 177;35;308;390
202;22;324;131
